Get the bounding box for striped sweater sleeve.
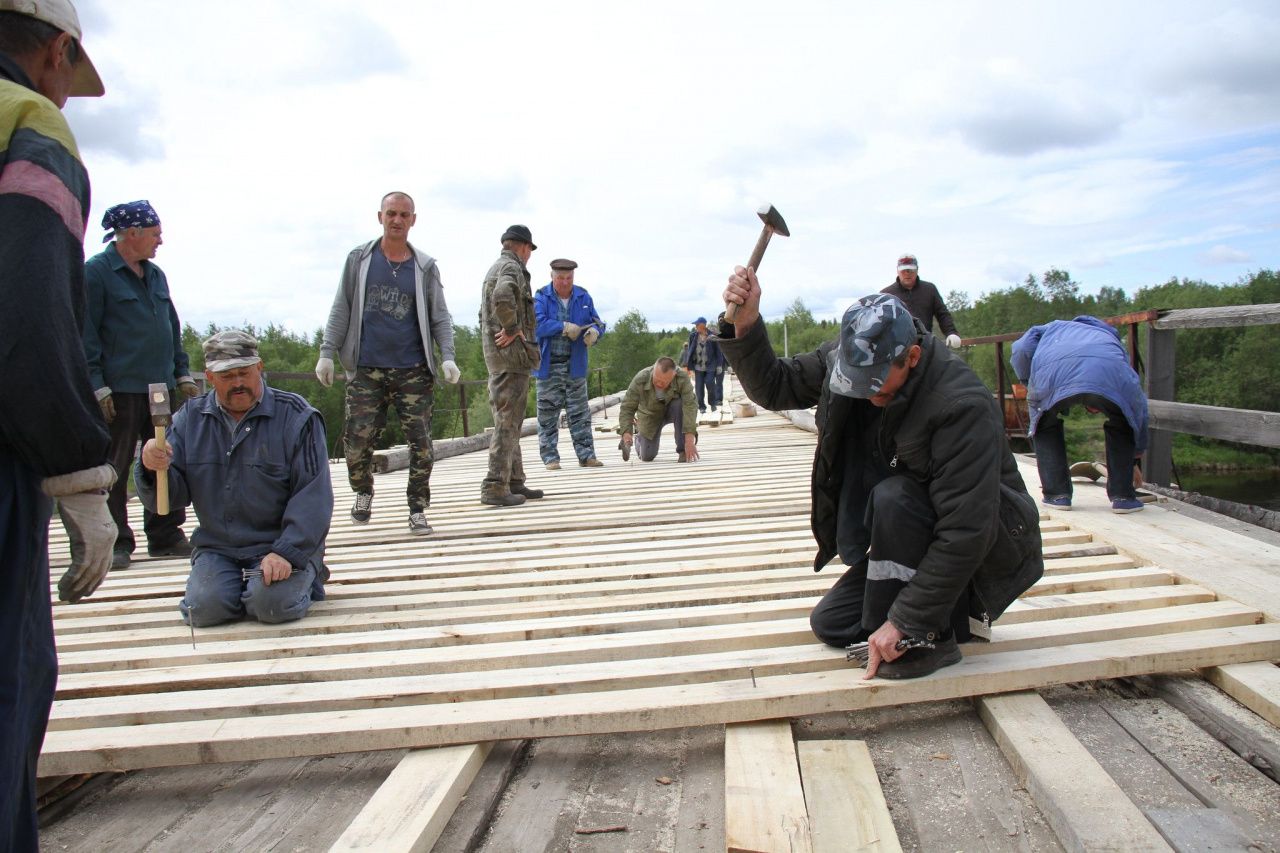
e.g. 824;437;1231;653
0;80;109;476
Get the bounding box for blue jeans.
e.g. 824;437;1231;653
0;454;56;851
179;550;317;627
692;369;721;411
1033;393;1137;502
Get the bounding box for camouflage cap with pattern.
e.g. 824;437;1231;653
202;330;261;373
828;294;917;398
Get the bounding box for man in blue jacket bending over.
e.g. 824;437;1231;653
533;258;606;469
1012;316;1149;514
138;330;333;625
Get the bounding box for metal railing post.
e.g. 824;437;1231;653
460;382;469;438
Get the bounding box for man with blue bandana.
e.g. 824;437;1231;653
84;199;198;569
721;268;1044;679
1;0;112;845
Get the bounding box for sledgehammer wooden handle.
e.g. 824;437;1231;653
154;426;169;515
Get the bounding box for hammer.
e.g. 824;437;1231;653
724;203;790;324
148;383;172;515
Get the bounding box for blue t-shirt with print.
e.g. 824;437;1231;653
358;246;428;369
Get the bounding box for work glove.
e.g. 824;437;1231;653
946;334;962;350
177;378;200;398
716;366;724;376
562;321;582;341
315;356;335;387
42;464;118;603
583;327;600;347
440;360;461;384
98;393;115;424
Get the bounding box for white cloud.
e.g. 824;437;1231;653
1203;244;1253;264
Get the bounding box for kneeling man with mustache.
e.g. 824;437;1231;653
138;330;333;626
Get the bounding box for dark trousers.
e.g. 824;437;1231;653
105;391;187;553
1034;393;1136;502
634;398;687;461
0;455;57;851
810;476;973;648
692;369;721;411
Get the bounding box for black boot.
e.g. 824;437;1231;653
876;636;962;679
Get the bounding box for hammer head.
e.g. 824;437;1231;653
147;383;172;426
757;204;790;238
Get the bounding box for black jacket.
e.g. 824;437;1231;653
720;318;1043;636
881;278;959;337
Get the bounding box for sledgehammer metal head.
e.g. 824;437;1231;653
148;383;172;427
725;203;790;323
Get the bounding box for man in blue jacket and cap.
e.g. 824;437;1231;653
1012;316;1149;513
533;258;606;469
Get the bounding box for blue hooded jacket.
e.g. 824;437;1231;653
1011;316;1149;454
533;283;605;379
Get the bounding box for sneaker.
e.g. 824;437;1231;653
481;492;526;507
545;461;561;471
579;457;604;468
351;492;373;524
408;512;433;535
876;636;963;679
1041;495;1072;510
1111;497;1145;514
510;484;544;500
111;549;130;570
618;438;630;461
147;537;192;558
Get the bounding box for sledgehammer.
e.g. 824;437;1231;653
148;383;172;515
723;203;790;324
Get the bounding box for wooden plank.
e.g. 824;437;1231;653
1148;399;1280;448
37;623;1280;777
1152;303;1280;329
976;691;1172;852
1204;662;1280;728
329;743;490;853
725;721;811;853
1145;674;1280;782
1144;324;1176;485
797;740;901;853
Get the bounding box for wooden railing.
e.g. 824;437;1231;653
964;303;1280;487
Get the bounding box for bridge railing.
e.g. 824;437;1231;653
962;303;1280;487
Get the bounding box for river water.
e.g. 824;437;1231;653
1176;470;1280;512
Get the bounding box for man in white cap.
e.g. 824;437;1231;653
882;253;963;349
0;0;109;845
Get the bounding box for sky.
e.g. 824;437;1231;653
64;0;1280;336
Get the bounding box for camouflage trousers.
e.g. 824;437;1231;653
344;365;435;512
536;363;596;464
482;371;529;498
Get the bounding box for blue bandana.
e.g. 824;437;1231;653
101;200;160;242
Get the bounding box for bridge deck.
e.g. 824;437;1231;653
38;388;1280;852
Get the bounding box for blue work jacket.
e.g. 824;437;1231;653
1011;316;1149;454
533;283;605;379
136;383;333;570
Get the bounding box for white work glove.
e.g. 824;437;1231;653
583;327;600;347
42;464;118;603
946;334;962;349
440;360;461;384
562;321;582;341
315;356;335;387
176;377;200;398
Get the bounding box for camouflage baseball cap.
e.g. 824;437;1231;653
829;294;917;398
202;330;261;373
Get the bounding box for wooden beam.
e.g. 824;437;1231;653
798;740;901;853
1203;662;1280;728
329;743;491;853
1148;399;1280;448
1152;303;1280;329
725;721;811;853
976;692;1172;852
37;623;1280;777
1144;324;1176;485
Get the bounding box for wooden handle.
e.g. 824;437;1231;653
154;425;169;516
725;228;775;323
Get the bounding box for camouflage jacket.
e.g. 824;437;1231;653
479;249;540;375
617;366;698;440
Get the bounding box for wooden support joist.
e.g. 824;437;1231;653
1203;662;1280;728
798;740;902;853
976;691;1172;852
37;623;1280;776
725;721;812;853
